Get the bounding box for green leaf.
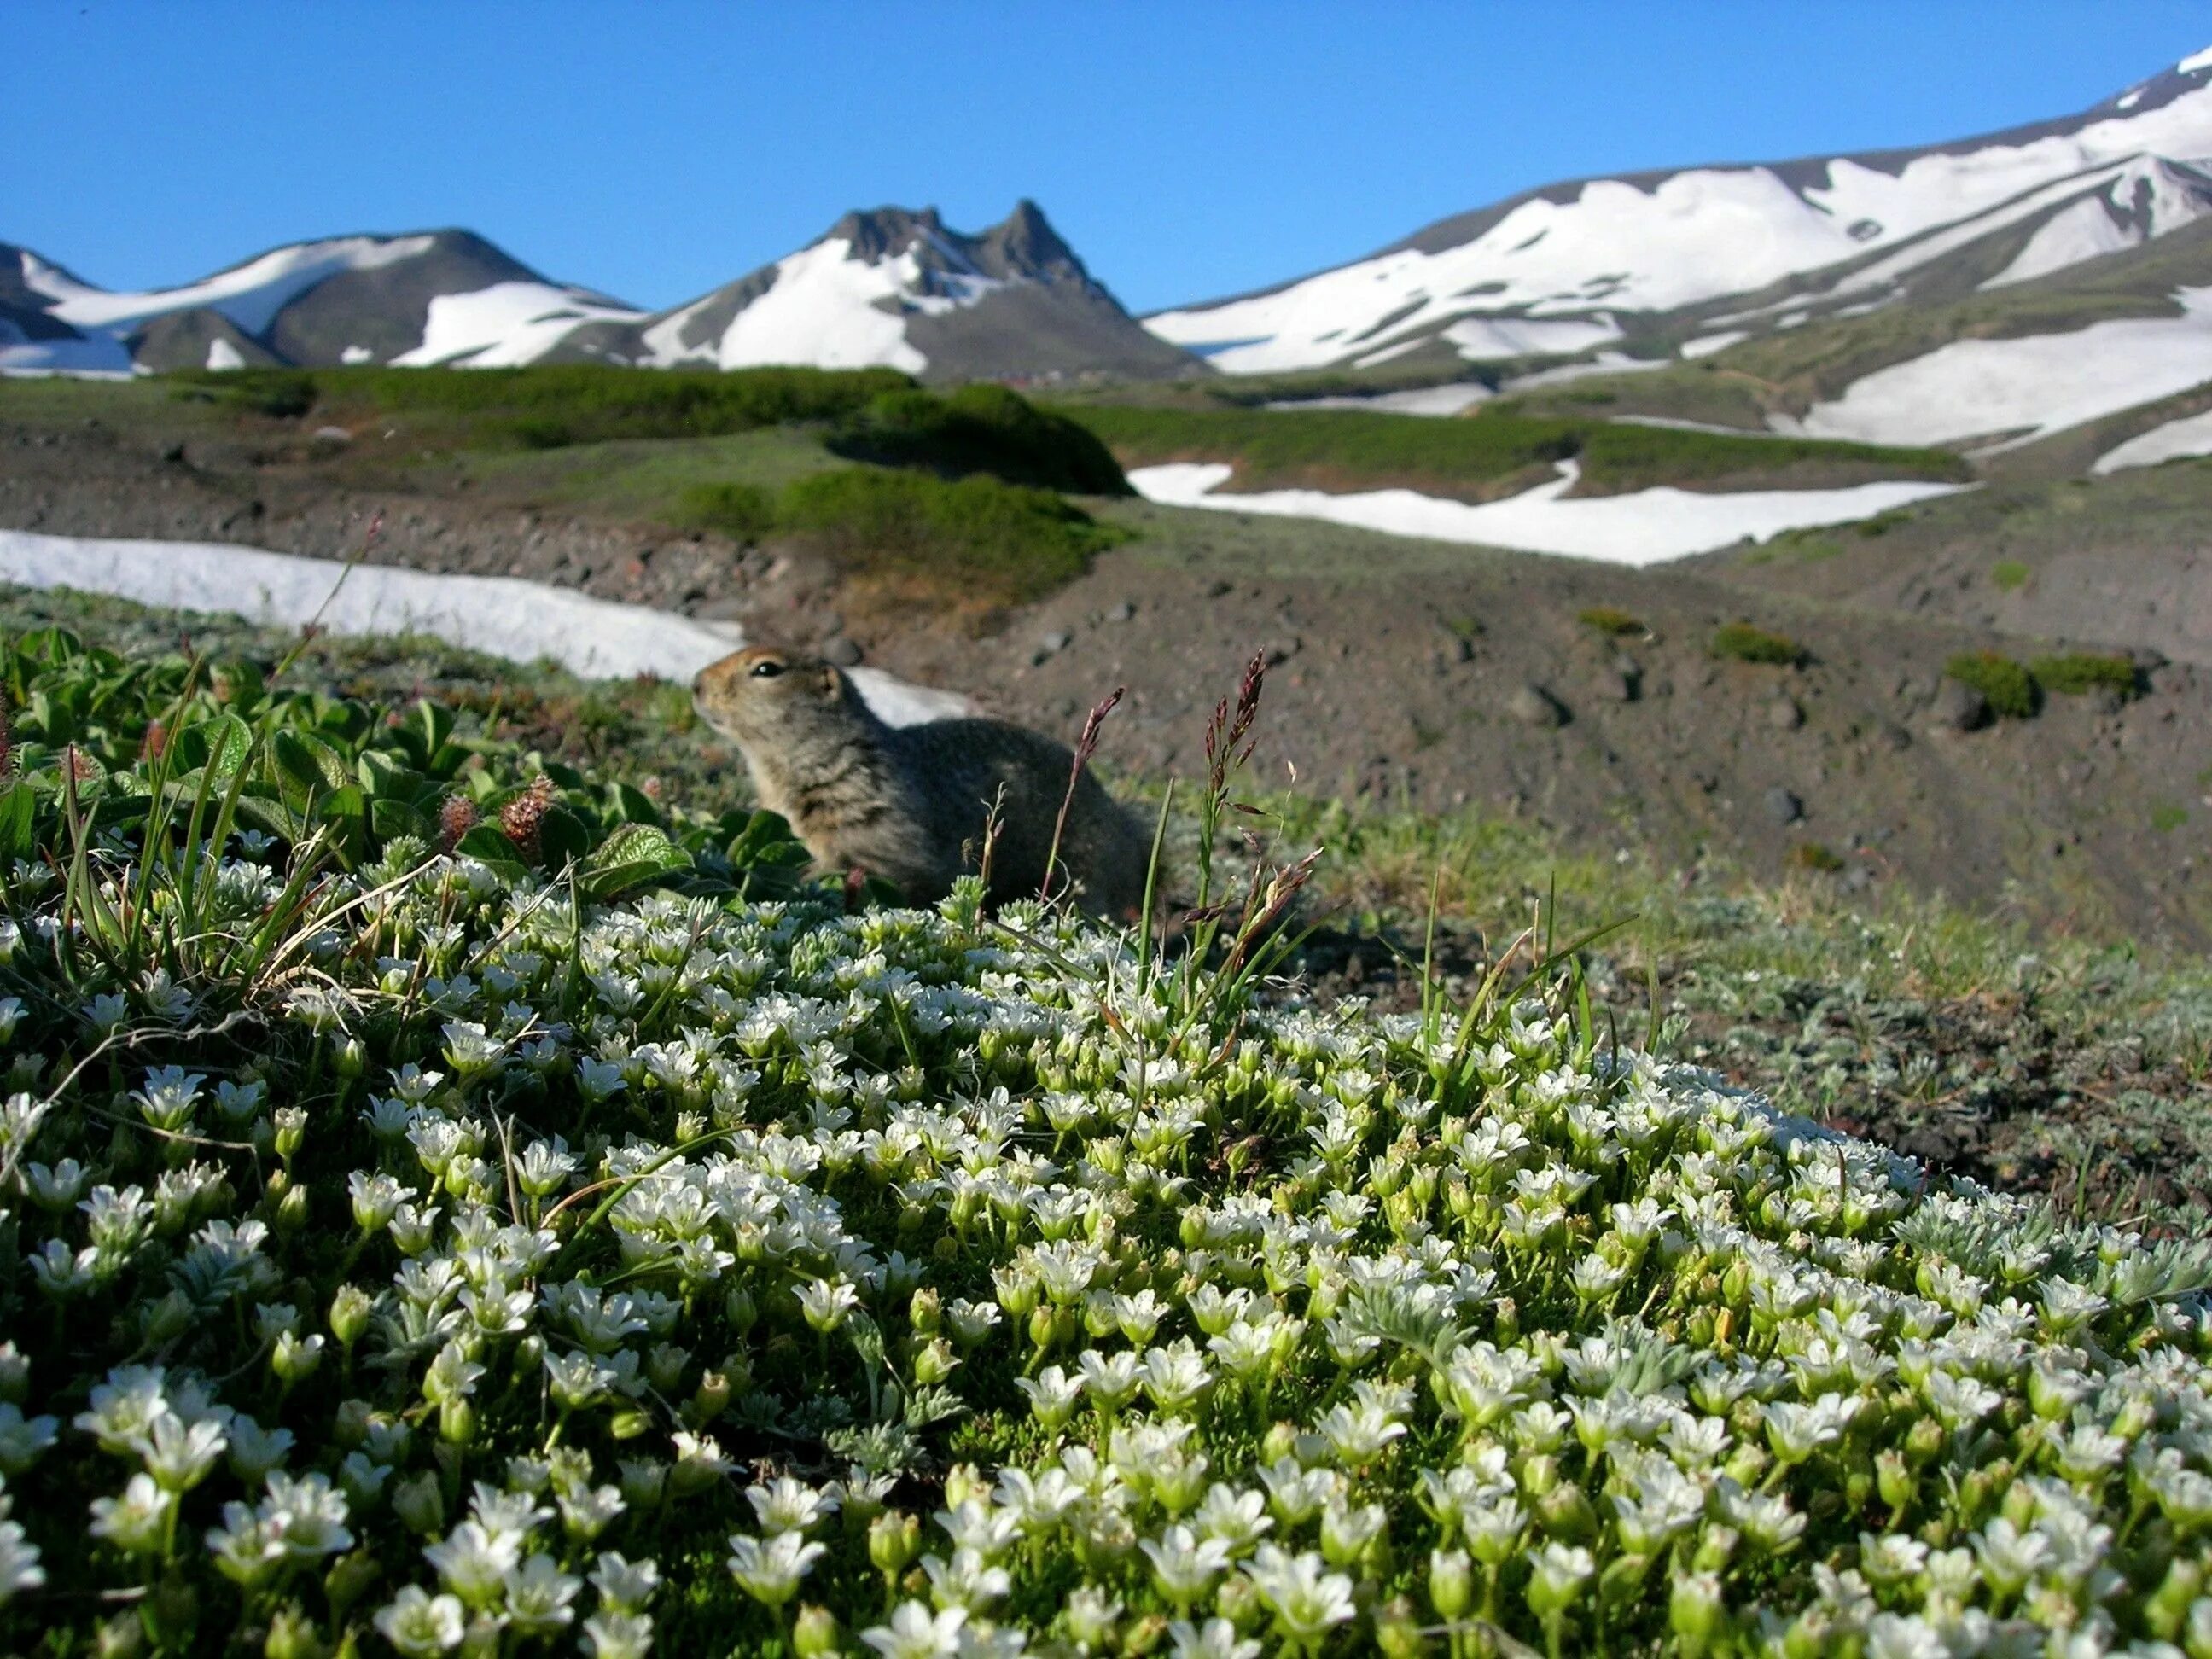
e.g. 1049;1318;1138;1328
206;713;255;780
0;783;34;862
578;822;692;898
455;823;528;877
538;803;592;869
603;781;663;826
370;796;428;845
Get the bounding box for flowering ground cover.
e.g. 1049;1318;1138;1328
3;618;2212;1657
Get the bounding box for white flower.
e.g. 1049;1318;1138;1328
89;1471;174;1555
132;1411;228;1492
504;1553;584;1635
375;1585;468;1656
590;1551;661;1614
747;1476;837;1534
0;1405;59;1476
1244;1545;1355;1642
424;1519;523;1608
1138;1523;1233;1607
862;1600;968;1659
725;1529;825;1609
1167;1617;1261;1659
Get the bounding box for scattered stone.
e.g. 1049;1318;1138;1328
1767;696;1804;731
1038;631;1070;656
1204;579;1232;598
311;427;352;445
1266;637;1301;666
1930;679;1991;732
1764;786;1804;825
822;636;863;667
1594;667;1637;702
1508;683;1569;727
1878;723;1912;752
160;442;188;464
1107;600;1136;622
1451;635;1476;663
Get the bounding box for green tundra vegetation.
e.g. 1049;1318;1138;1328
0;602;2209;1658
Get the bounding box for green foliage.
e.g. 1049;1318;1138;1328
777;467;1126;602
1708;621;1802;666
1575;605;1644;637
1990;559;2031;592
0;626;810;894
171;363;917;445
676;481;779;542
1946;650;2039;719
2029;652;2139;699
2153;801;2189;833
1790;841;1847;873
1057;401;1970;499
829;384;1131;495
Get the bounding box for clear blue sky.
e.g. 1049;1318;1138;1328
8;1;2210;315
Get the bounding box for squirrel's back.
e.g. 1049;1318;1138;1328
692;648;1149;914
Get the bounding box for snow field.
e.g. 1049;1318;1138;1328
0;531;967;726
1126;461;1966;567
2091;405;2212;473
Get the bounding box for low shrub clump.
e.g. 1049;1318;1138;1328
828;385;1130;496
1946;651;2040;719
6;629;2212;1658
172;364;917;446
2029;653;2139;701
1708;622;1801;666
1575;606;1644;637
676;481;780;543
777;467;1126;604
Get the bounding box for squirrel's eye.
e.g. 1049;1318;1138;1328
749;661;785;679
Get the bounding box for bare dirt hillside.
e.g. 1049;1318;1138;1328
3;410;2205;945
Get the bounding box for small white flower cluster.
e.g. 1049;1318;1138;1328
4;846;2212;1656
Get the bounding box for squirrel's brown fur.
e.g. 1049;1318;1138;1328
693;647;1150;915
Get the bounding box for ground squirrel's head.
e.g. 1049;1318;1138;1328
692;646;866;750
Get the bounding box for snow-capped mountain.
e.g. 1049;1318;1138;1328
1145;48;2212;376
0;202;1191;384
555;201;1193;383
0;230;644;375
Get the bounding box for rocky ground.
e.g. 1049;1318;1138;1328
3;409;2207;946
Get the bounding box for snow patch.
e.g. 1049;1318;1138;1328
393;282;645;368
27;236;436;337
641;232;1004;375
2180;45;2212;75
2091;405;2212;472
205;338;246;371
1440;315;1621;361
1126;461;1966;568
1680;331;1748;358
1264;383;1491;416
340;346;373;365
1801;286;2212;448
0;531;967;726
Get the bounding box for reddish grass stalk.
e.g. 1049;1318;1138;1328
1041;686;1124;904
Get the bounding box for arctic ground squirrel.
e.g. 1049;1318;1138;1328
692;646;1150;915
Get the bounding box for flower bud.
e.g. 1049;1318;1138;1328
274;1181;310;1234
273;1108;307;1161
909;1288;941;1335
393;1472;445;1534
609;1408;652;1441
264;1608;325;1659
96;1614;145;1659
333;1036;367;1079
439;1395;476;1446
646;1343;689;1394
690;1371;731;1425
1429;1548;1473;1621
619;1460;667;1508
1262;1422;1300;1464
0;1345;28;1405
323;1549;381;1619
271;1330;324;1385
1906;1417;1946;1464
869;1511;921;1576
2147;1559;2204;1642
793;1605;840;1658
329;1284;372;1348
141;1289;195;1346
1876;1451;1913;1513
914;1337;958;1386
724;1286;757;1336
1374;1596;1425;1659
1670;1570;1725;1657
1537;1483;1597;1544
332;1399;374;1448
1519;1453;1561;1499
1691;1524;1738;1573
